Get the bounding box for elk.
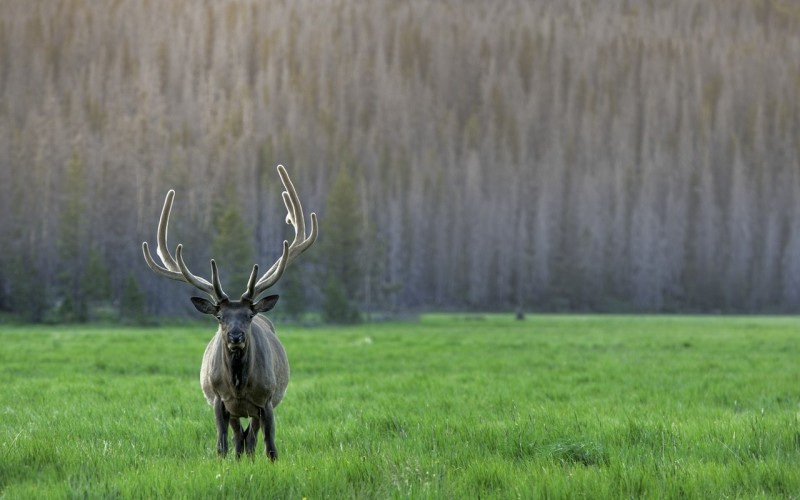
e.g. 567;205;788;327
142;165;317;461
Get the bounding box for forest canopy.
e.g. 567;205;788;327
1;0;799;320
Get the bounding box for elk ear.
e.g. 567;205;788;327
191;297;218;315
253;295;279;313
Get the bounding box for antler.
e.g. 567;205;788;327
142;190;230;302
241;165;318;301
143;165;317;304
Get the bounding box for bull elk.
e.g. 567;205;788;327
142;165;317;461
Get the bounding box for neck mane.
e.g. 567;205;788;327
227;344;249;391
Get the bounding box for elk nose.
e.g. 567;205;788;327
228;330;245;345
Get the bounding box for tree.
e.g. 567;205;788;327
8;253;48;323
120;273;147;324
281;262;308;321
84;249;112;303
360;215;391;318
322;276;360;324
0;264;7;314
57;151;88;322
321;167;363;323
211;185;255;295
81;249;113;320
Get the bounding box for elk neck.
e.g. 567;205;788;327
224;339;250;391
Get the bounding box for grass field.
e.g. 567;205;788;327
1;314;800;498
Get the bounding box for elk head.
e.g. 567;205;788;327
189;280;279;352
141;165;317;325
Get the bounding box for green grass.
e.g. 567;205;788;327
2;314;800;498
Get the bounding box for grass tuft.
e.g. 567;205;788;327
547;439;609;467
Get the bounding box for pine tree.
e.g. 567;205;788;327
360;216;390;318
120;273;147;324
0;263;7;314
321;167;362;323
84;249;112;303
57;151;88;322
322;276;359;324
211;185;255;296
9;253;47;323
281;262;307;321
82;249;113;320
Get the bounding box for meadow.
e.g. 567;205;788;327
1;314;799;498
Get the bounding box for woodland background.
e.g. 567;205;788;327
1;0;800;321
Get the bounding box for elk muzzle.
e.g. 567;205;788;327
227;329;246;350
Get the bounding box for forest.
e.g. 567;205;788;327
1;0;800;321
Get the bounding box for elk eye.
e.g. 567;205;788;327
214;314;222;321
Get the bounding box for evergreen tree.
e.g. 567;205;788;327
0;266;6;314
321;167;363;323
281;262;307;321
361;216;391;318
9;253;47;323
212;185;255;296
57;151;88;322
83;249;113;320
120;273;147;324
84;249;112;303
323;275;360;324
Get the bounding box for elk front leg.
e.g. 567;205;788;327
259;403;278;461
214;397;230;457
231;418;246;458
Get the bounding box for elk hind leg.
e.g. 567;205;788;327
244;417;260;455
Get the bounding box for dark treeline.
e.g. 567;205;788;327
2;0;800;320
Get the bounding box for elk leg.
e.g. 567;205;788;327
214;397;230;457
231;418;246;458
244;417;260;455
259;403;278;461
